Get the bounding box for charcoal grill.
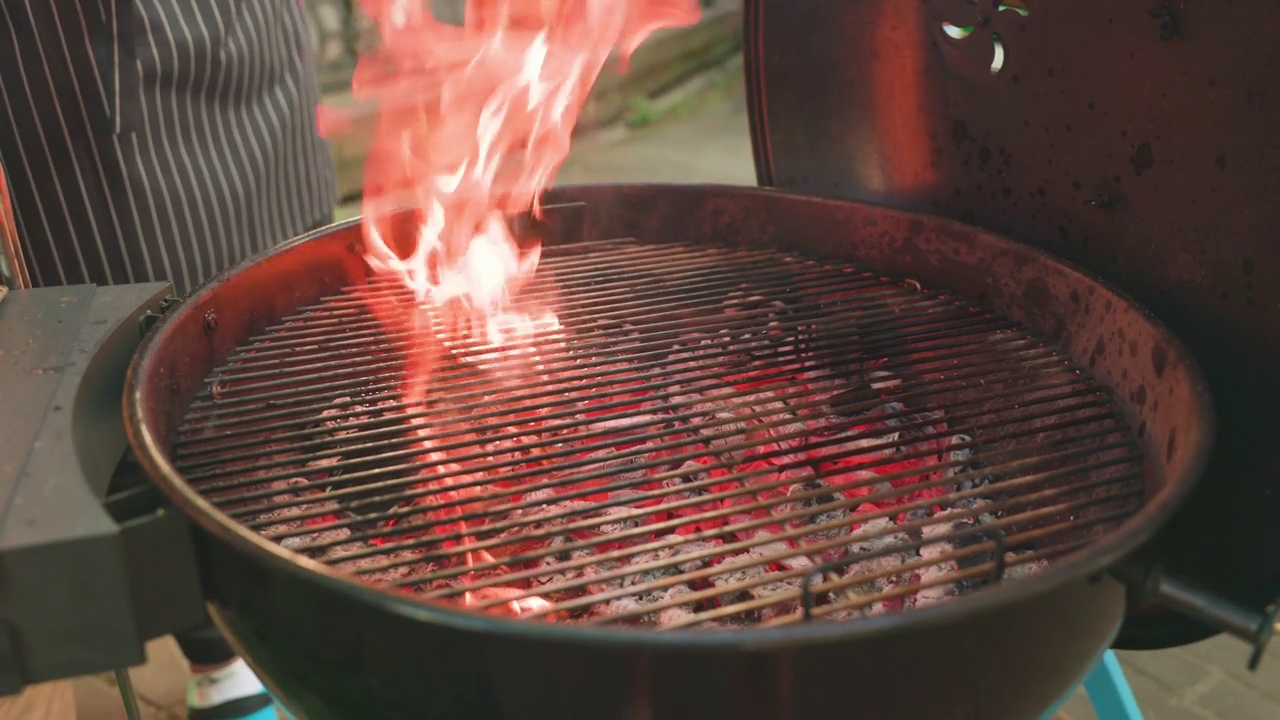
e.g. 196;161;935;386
4;1;1280;719
123;184;1226;720
176;231;1151;630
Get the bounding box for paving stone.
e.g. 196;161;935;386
126;637;190;712
0;681;75;720
1117;647;1217;699
1121;670;1216;720
1192;676;1278;720
1180;635;1280;704
72;677;175;720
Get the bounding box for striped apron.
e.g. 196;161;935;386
0;0;339;296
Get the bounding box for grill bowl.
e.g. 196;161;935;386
125;184;1212;720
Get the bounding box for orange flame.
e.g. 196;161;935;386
324;0;700;357
320;0;701;612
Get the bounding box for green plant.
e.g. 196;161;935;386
623;95;657;129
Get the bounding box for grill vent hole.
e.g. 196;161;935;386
941;1;1027;76
990;33;1006;75
998;2;1030;18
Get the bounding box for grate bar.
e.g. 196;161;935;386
184;315;1046;484
331;420;1132;583
268;402;1124;571
605;511;1129;629
178;297;1012;436
220;360;1097;520
420;452;1137;599
221;245;836;350
180;289;1006;438
194;246;872;373
188;273;958;406
521;486;1141;623
185;324;1052;481
172;238;1148;630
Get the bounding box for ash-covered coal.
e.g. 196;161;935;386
237;317;1054;630
253;477;439;585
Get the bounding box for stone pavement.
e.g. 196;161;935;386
73;61;1278;720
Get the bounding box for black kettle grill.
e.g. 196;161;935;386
2;2;1278;719
741;0;1280;651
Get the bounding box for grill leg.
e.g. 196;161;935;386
1081;651;1144;720
1039;650;1143;720
113;669;144;720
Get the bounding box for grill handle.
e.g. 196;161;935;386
1114;558;1279;671
0;284;202;696
104;478;208;641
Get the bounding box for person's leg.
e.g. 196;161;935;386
173;623;238;670
107;454;278;719
173;622;277;719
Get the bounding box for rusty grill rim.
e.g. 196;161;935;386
124;185;1215;646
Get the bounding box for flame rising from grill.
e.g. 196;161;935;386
323;0;700;355
321;0;701;615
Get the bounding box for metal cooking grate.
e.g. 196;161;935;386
173;238;1146;630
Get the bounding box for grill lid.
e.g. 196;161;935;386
743;0;1280;647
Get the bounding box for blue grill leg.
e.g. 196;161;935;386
1039;649;1143;720
1081;650;1144;719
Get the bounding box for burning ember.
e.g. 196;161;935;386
243;326;1050;627
193;254;1105;630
